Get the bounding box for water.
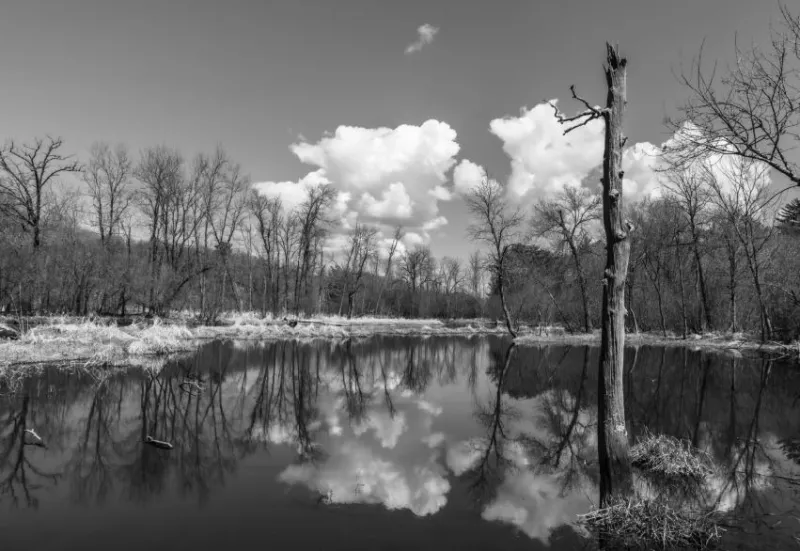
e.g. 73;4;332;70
1;335;799;550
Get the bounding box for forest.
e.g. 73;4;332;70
2;135;800;341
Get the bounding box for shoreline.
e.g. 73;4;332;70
0;315;795;376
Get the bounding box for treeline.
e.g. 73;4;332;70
1;137;800;337
0;138;485;320
495;163;800;341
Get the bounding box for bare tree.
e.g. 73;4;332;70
533;184;600;332
401;245;434;316
465;177;523;337
668;5;800;187
551;43;633;505
208;157;248;313
703;156;777;340
134;145;185;313
661;157;714;331
84;142;133;245
250;191;283;315
0;136;82;249
338;223;378;318
373;226;402;315
294;184;336;314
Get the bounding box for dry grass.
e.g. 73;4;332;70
0;319;197;374
579;498;724;550
631;432;714;494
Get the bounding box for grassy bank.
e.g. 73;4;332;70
0;314;508;374
516;329;799;357
1;314;794;378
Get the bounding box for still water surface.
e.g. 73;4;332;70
1;336;799;550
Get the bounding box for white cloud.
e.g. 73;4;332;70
251;169;331;213
422;216;448;232
359;182;414;219
490;101;606;201
405;24;439;54
254;120;460;251
489;101;664;205
453;159;487;195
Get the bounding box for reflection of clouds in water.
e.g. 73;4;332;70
279;443;450;516
325;397;344;436
422;432;445;448
279;385;449;515
250;423;296;444
705;441;775;513
353;410;408;448
446;438;485;475
483;470;590;542
445;438;530;475
417;399;443;416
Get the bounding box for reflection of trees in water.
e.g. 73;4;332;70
0;335;486;509
535;347;597;493
3;335;797;545
66;378;127;505
464;343;521;501
0;394;62;508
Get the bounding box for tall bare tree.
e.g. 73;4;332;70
84;142;133;245
551;43;633;505
533;184;600;332
373;226;402;315
338;223;378;318
0;136;82;249
703;156;777;341
465;177;523;337
134;145;184;313
661;157;714;331
294;184;336;314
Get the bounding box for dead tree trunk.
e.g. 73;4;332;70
552;43;633;507
596;44;634;506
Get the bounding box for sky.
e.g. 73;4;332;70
0;0;789;258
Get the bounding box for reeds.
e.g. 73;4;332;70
631;431;714;494
579;498;724;550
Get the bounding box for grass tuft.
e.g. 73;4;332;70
631;431;714;493
579;498;724;550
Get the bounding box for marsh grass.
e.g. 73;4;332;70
631;431;715;497
579;498;724;550
0;318;197;374
578;432;725;550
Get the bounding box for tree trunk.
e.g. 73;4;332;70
496;248;516;338
597;43;633;507
568;239;592;332
690;220;712;331
727;249;738;332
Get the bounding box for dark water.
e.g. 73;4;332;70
1;336;799;551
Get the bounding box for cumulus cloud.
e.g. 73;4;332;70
251;169;331;213
453;159;487;195
405;24;439;54
488;101;664;205
253;119;460;251
358;182;414;220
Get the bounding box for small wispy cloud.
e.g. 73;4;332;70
405;23;439;54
